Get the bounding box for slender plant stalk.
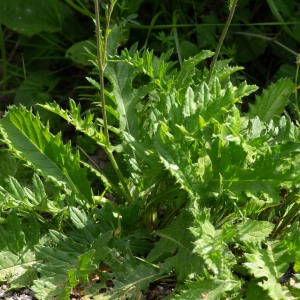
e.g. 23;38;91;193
65;0;94;17
234;31;298;56
206;0;239;84
266;0;300;42
126;21;299;30
295;54;300;118
0;24;7;91
94;0;133;203
172;11;182;68
141;11;164;51
94;0;109;144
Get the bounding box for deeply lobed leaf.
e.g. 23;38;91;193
249;78;294;122
0;106;93;205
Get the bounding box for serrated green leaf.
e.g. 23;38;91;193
183;87;196;118
206;135;300;203
23;217;41;248
5;176;28;201
214;63;244;82
97;262;158;300
154;124;204;199
0;150;18;184
33;242;83;299
105;54;154;138
147;210;203;281
32;276;72;300
0;173;66;217
69;207;88;229
0;106;92;204
191;208;236;276
91;231;113;262
40;99;105;147
244;242;291;300
33;220;113;300
236;220;274;243
77;250;97;281
176;50;214;87
204;80;257;121
39;100;120;192
32;173;47;203
178;278;240;300
6;211;25;255
249;78;294;122
0;250;37;284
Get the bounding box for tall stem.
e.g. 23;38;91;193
295;54;300;118
0;24;7;91
206;0;239;84
94;0;133;203
94;0;109;144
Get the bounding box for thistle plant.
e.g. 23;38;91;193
0;0;298;299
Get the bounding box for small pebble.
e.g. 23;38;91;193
0;285;35;300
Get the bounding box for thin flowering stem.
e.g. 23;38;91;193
206;0;239;84
94;0;133;203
